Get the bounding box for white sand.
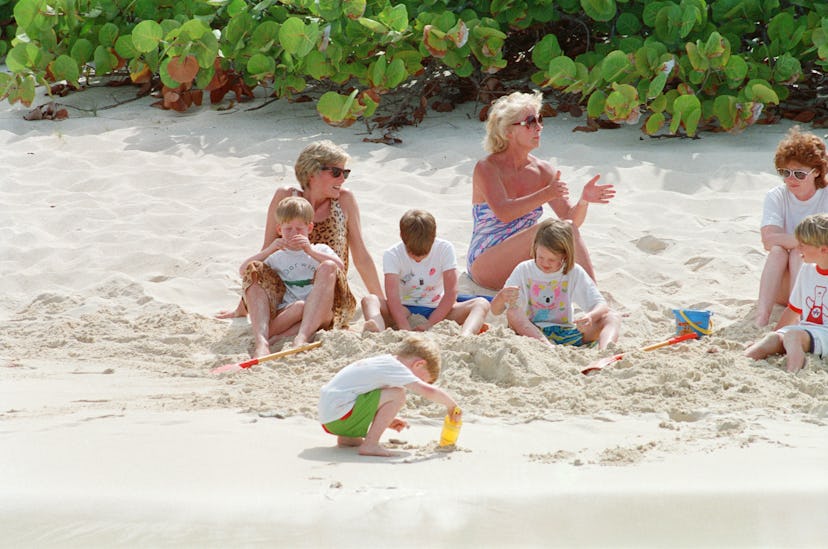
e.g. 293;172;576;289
1;85;826;547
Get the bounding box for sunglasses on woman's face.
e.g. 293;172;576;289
777;167;815;180
320;166;351;179
512;114;543;129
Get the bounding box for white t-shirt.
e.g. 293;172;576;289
786;263;828;327
761;185;828;233
318;354;420;423
263;243;335;307
382;238;457;307
505;260;604;328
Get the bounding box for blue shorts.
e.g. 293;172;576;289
541;325;586;347
405;305;435;317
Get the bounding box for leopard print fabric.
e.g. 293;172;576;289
242;197;356;328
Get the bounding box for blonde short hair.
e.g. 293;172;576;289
532;218;575;274
275;196;313;224
484;90;543;154
294;140;350;191
795;213;828;247
398;334;441;383
399;209;437;257
774;126;828;189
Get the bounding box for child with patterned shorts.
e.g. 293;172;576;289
491;218;620;350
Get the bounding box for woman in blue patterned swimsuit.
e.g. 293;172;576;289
468;91;616;290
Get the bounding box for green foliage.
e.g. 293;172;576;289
0;0;826;135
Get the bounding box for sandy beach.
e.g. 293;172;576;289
1;85;827;547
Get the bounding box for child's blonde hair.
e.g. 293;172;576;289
795;213;828;247
484;90;543;154
275;196;314;224
532;218;575;274
399;209;437;257
398;334;441;383
294;140;351;191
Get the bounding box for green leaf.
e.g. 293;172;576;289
600;50;631;82
343;0;366;20
532;34;563;70
358;17;387;33
587;90;607;118
51;54;79;85
724;55;748;83
132;20;163;53
543;56;576;88
647;72;667;99
616;12;641;35
746;81;779;104
772;53;801;84
247;53;275;78
71;38;95;66
386;57;406;88
643;112;665;135
670;94;701;136
580;0;617;22
304;50;331;80
380;4;409;33
99;22;119;47
279;17;318;57
93;45;116;75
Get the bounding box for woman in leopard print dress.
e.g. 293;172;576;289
218;141;384;354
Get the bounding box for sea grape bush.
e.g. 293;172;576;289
1;0;827;135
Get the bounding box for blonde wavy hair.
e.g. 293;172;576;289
397;334;441;383
294;140;351;191
483;90;543;154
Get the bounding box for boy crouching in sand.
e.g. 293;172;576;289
318;334;460;457
746;213;828;372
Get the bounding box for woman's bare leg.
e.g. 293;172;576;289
470;226;538;290
361;294;387;332
757;246;790;327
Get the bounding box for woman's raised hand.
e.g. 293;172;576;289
580;175;615;204
544;170;569;201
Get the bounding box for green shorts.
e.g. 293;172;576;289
322;389;381;438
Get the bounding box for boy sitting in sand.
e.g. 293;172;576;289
491;218;620;350
745;213;828;372
361;209;490;335
239;196;344;356
318;334;461;457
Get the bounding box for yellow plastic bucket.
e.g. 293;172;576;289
672;309;713;337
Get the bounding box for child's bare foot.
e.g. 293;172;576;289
337;436;363;448
754;309;770;328
362;319;381;333
358;442;395;457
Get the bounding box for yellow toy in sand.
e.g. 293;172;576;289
439;407;462;447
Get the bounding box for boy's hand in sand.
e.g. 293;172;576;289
389;418;409;432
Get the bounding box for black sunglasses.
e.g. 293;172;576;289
320;166;351;179
512;114;543;128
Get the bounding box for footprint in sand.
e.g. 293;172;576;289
633;235;672;254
